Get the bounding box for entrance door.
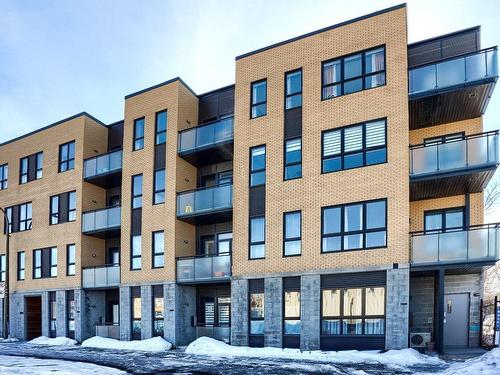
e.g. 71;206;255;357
201;297;215;325
25;296;42;340
444;293;469;347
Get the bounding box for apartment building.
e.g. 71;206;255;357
0;4;498;354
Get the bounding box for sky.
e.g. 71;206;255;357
1;0;500;215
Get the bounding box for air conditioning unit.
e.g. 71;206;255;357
410;332;431;348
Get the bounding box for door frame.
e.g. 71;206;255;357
443;292;470;348
24;295;43;340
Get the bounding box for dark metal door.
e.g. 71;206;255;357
444;293;469;347
25;296;42;340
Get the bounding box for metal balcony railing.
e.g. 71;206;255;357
82;264;120;288
409;131;499;177
411;223;500;265
178;117;234;154
176;253;231;282
177;185;232;218
409;47;498;95
83;149;122;179
82;206;121;233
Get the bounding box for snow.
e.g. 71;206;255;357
0;354;125;374
438;348;500;375
185;336;443;366
0;337;19;343
28;336;77;346
81;335;172;352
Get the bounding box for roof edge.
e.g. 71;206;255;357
124;77;197;99
235;3;407;61
408;25;481;47
198;83;235;98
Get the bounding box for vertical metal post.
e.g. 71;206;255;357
1;208;10;339
435;269;445;354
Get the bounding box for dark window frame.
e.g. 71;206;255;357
17;251;25;280
285;68;303;110
321;45;386;100
250;79;267;119
67;292;76;336
153;168;165;205
131;235;142;271
49;291;57;337
58;140;75;173
66;244;76;276
424;206;465;233
19;202;33;232
153;288;164;337
249;289;265;337
133;117;145;151
321;118;387;174
33;249;42;279
132;174;143;209
249;145;266;187
0;163;8;189
321;198;388;253
0;254;5;282
249;216;266;260
284;137;302;181
155;110;167;145
283;211;302;257
283;282;301;336
152;230;165;269
19;152;43;184
49;191;76;225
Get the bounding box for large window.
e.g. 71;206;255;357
285;69;302;110
33;247;57;279
0;255;5;282
251;80;267;118
284;289;301;335
424;207;464;233
67;291;75;338
59;141;75;172
50;191;76;225
33;249;42;279
67;244;76;276
133;117;145;151
284;138;302;180
131;288;141;340
250;146;266;187
322;119;387;173
19;202;32;231
131;235;142;270
153;285;164;337
249;216;265;259
4;203;32;234
249;290;265;335
322;46;386;100
321;287;385;335
152;231;164;268
0;164;8;189
322;199;387;253
153;169;165;204
50;247;57;277
49;291;57;337
284;211;301;256
132;174;143;209
155;110;167;145
17;251;25;280
20;152;43;183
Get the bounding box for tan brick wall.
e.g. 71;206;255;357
232;7;410;276
409;118;482;145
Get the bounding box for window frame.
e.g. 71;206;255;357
249;145;266;187
49;246;57;277
153;287;164;337
284;68;303;110
152;230;165;269
249;216;266;260
131;235;142;270
66;244;76;276
250;79;267;119
35;152;43;179
19;202;32;231
133;117;145;151
58;140;75;173
132;174;143;209
33;249;42;279
0;163;8;190
153;168;165;205
424;206;465;233
155;110;167;145
321;118;387;174
321;45;386;100
283;286;301;336
17;251;25;280
248;282;265;337
19;152;43;184
284;137;302;181
19;156;28;184
0;254;5;282
321;198;388;253
283;211;302;257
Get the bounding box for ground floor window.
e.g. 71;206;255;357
153;285;164;337
131;287;141;340
249;279;265;337
321;286;385;336
67;290;75;339
49;291;57;338
283;277;301;335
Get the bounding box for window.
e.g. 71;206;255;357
0;254;5;282
19;202;32;231
251;80;267;118
17;251;25;280
50;191;76;225
322;119;386;173
217;232;232;255
153;286;164;337
131;289;141;339
322;199;387;252
67;244;76;276
285;69;302;109
152;231;164;268
284;138;302;180
425;207;464;233
4;207;12;234
59;141;75;172
49;292;57;337
322;46;385;100
133;117;145;150
0;164;8;189
284;211;301;256
284;290;301;335
20;152;43;183
4;203;32;234
250;146;266;187
155;110;167;145
153;169;165;204
50;247;57;277
67;291;75;337
249;281;265;335
249;216;265;259
132;174;143;208
131;235;142;270
33;247;57;279
321;287;385;335
33;249;41;279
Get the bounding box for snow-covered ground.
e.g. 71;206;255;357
28;336;77;346
185;336;443;367
426;348;500;375
81;336;172;352
0;355;125;375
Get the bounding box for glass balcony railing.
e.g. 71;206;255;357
177;185;232;218
178;117;234;154
410;131;499;177
82;206;121;233
83;149;122;179
83;265;120;288
411;224;500;265
176;253;231;282
409;47;498;95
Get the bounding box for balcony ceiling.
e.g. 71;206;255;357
410;262;496;275
177;209;233;225
84;170;122;189
82;227;121;239
178;142;233;167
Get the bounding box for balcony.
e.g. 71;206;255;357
410;131;499;200
178;117;234;166
409;47;498;129
176;253;231;284
83;149;122;188
82;206;121;238
82;265;120;289
177;185;232;224
411;224;500;267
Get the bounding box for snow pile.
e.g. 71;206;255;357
441;348;500;375
0;337;19;343
185;337;443;366
28;336;77;346
81;336;172;352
